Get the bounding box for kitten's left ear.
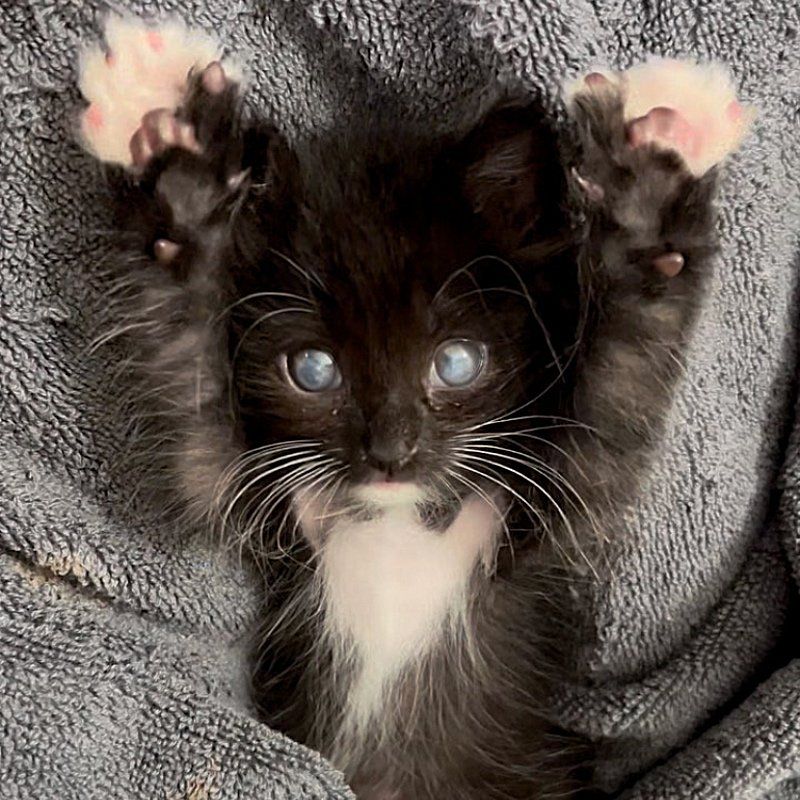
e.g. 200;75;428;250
454;99;565;252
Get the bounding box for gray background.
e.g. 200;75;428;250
1;1;798;797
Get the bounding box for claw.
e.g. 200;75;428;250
154;239;181;264
201;61;227;95
572;168;605;203
653;252;685;278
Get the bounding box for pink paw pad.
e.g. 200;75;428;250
567;58;755;176
85;105;104;132
201;61;227;95
627;106;703;161
146;31;165;53
78;15;238;169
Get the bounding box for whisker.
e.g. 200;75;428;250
215;443;324;499
452;460;547;532
277;466;348;561
232;460;336;567
454;450;594;570
455;444;591;533
267;247;326;290
214;291;315;324
242;458;336;532
231;306;314;365
218;451;330;537
444;466;514;562
272;464;342;548
455;451;572;531
455;440;591;519
461;413;594;434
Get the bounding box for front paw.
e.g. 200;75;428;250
566;59;753;279
129;61;240;173
566;58;755;177
78;15;241;169
138;60;246;257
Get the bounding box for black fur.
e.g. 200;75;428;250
103;68;719;800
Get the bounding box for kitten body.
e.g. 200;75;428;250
80;21;752;799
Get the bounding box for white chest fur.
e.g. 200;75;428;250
309;491;500;734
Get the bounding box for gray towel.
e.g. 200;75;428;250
1;1;798;798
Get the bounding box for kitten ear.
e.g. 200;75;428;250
455;99;565;252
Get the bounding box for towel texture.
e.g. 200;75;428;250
1;1;798;798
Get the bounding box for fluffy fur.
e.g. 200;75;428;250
79;17;750;799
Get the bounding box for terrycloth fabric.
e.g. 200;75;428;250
1;1;798;798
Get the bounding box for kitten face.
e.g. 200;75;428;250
229;106;576;521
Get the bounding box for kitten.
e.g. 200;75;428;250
81;21;751;800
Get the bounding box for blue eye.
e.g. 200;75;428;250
431;340;486;388
287;349;342;392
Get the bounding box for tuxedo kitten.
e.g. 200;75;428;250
80;20;751;800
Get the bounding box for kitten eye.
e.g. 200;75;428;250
430;340;486;388
286;349;342;392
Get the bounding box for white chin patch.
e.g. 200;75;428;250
306;491;501;740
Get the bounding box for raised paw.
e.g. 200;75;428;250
128;62;235;170
78;16;239;168
567;59;755;176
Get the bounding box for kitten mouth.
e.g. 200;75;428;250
353;477;426;506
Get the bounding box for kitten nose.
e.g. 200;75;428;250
366;434;418;474
365;405;420;475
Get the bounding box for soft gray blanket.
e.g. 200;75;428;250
1;1;798;798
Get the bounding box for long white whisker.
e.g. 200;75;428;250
453;460;547;532
217;447;324;506
219;452;329;536
234;460;336;565
456;450;572;533
267;247;326;290
462;414;594;434
244;458;336;532
455;441;592;522
445;465;513;559
276;466;348;562
213;291;315;324
455;451;592;569
272;465;342;550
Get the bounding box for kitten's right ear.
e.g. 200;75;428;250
453;98;566;252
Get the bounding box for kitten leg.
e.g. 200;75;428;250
559;60;753;529
80;16;250;519
135;60;249;518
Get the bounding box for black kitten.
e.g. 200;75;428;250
94;48;748;799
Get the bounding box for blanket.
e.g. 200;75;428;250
1;1;798;797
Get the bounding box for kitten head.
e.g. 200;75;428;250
226;100;578;539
